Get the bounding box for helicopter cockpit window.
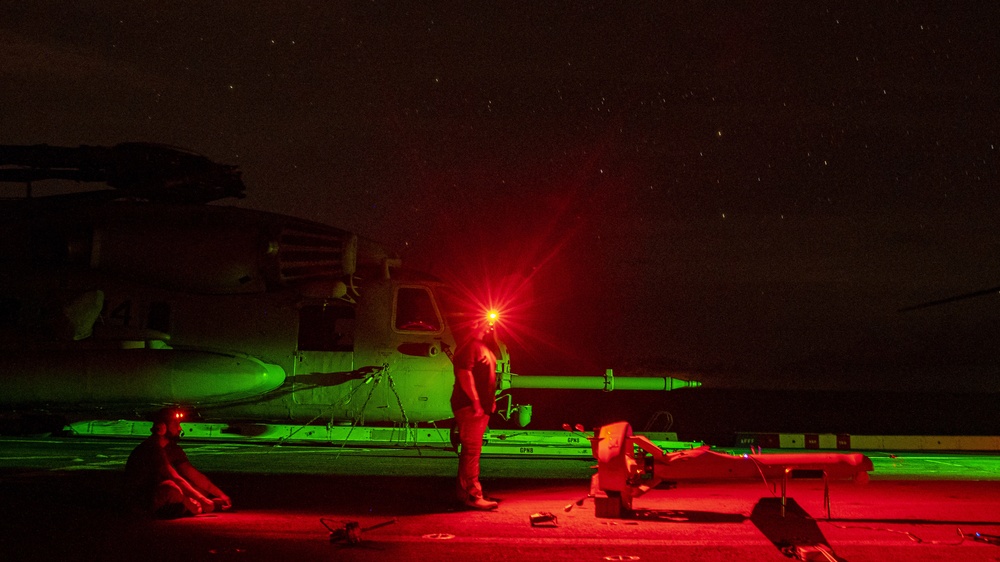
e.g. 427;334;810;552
394;287;441;332
298;304;355;352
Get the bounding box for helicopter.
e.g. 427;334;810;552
0;143;699;433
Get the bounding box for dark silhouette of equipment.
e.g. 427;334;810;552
0;143;245;203
900;284;1000;312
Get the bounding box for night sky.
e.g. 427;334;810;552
3;3;1000;393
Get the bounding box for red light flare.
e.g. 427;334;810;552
416;134;637;372
435;220;591;367
441;270;533;347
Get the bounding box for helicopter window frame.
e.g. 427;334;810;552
392;285;444;334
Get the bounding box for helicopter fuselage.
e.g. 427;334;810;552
0;201;459;425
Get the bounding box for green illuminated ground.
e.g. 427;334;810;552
4;437;1000;480
866;452;1000;480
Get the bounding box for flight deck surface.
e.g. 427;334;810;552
2;436;1000;561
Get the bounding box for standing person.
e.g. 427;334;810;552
124;408;232;518
451;317;500;510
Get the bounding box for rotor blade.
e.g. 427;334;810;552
900;284;1000;312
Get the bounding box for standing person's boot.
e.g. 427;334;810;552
460;492;498;511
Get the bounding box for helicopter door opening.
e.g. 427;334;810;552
292;304;356;406
382;285;454;421
297;304;355;353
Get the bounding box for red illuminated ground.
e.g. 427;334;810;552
2;437;1000;561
